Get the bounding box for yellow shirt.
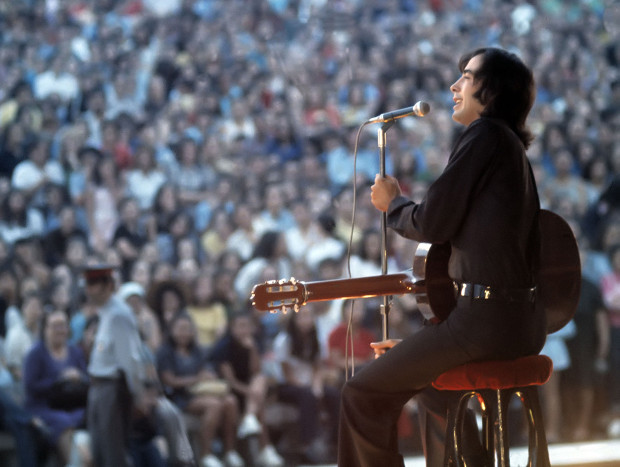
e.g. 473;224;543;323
187;304;228;346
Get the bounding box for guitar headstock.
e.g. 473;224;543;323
250;278;307;314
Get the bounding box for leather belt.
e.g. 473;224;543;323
454;282;536;303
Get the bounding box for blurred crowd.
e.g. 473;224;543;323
1;0;620;465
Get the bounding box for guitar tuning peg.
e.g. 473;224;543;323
293;304;300;313
281;305;288;314
290;277;297;284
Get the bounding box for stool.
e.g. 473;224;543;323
432;355;553;467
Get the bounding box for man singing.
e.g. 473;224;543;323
337;47;547;467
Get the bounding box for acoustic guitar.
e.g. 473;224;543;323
250;210;581;334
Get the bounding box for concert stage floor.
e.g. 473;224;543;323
301;439;620;466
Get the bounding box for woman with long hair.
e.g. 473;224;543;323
156;312;244;467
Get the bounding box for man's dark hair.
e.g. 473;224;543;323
459;47;536;149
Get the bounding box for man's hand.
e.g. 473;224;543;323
371;174;401;212
370;339;402;358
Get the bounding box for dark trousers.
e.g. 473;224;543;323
87;378;133;467
337;297;546;467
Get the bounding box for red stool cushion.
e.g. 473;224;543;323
432;355;553;391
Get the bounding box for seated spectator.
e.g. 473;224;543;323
42;205;88;268
0;189;45;247
5;292;43;383
112;197;149;282
0;264;21;339
11;235;51;291
271;309;340;464
69;293;99;347
22;309;88;464
147;279;190;336
157;312;244;467
0;387;45;467
118;281;196;467
125;143;166;212
186;273;228;347
210;311;284;467
10;136;65;207
234;231;292;304
326;299;377;388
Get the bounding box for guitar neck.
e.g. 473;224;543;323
302;273;416;303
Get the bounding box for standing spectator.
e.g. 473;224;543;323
84;264;151;467
23;309;88;464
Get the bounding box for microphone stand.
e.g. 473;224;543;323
378;120;395;341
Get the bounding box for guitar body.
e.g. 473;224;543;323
411;242;454;322
251;209;580;333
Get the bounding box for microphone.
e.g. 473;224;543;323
368;101;431;123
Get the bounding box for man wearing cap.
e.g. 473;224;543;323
84;265;150;467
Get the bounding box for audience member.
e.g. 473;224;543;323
271;309;340;464
5;292;43;383
186;273;228;347
0;0;618;460
327;299;377;387
157;312;244;467
22;309;88;464
211;311;285;467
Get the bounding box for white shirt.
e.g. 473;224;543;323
11;159;65;192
